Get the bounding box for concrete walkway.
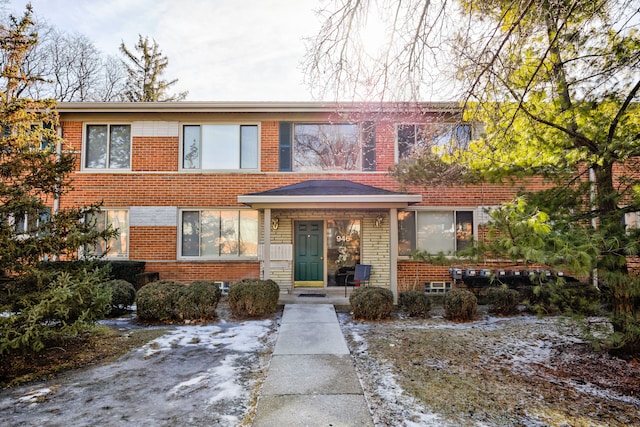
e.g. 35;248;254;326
253;304;374;426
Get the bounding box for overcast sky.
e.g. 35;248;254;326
4;0;323;101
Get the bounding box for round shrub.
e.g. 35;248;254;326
399;290;431;317
349;286;394;320
228;279;280;317
104;279;136;314
136;280;186;322
486;286;520;316
176;281;222;320
444;288;478;322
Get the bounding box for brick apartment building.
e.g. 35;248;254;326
56;101;536;299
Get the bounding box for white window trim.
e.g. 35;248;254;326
625;211;640;232
8;210;51;240
398;207;478;258
82;123;133;172
82;208;130;260
177;208;259;260
178;122;261;172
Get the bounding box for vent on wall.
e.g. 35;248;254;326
424;281;452;293
215;281;230;296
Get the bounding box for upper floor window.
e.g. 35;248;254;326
182;124;259;170
293;123;361;171
397;123;471;160
398;210;474;256
87;209;129;258
85;124;131;169
30;122;54;151
180;209;258;258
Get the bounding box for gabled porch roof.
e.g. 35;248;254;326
238;180;422;208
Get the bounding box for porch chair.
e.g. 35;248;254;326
345;264;372;296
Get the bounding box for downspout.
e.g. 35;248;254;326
52;127;62;262
263;208;271;280
390;208;399;304
53;126;62;214
589;167;598;289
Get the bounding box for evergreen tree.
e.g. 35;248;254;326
0;6;116;354
120;34;187;102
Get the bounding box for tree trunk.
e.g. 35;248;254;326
594;161;638;340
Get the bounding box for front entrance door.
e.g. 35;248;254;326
294;220;324;287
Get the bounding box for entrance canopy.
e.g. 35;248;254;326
238;180;421;208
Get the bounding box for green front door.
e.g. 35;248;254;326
294;221;324;287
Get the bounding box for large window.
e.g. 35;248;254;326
181;209;258;257
85;124;131;169
182;125;259;170
398;210;474;256
397;123;471;159
293;123;361;171
89;209;129;258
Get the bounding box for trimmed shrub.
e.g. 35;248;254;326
104;279;136;314
176;281;222;320
136;280;186;322
399;290;431;317
486;286;520;316
350;286;394;320
228;279;280;317
444;289;478;322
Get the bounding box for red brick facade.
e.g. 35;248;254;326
57;102;539;295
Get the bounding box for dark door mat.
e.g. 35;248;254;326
298;293;326;297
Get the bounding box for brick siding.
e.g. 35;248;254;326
55;107;579;288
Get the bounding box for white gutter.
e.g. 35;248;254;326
57;101;461;115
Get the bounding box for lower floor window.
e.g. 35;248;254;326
625;211;640;231
181;209;258;257
91;209;129;258
398;210;474;256
12;208;51;237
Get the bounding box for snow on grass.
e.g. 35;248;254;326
141;319;272;357
572;381;640;407
1;313;278;427
17;387;54;404
167;353;245;403
142;317;275;416
347;327;449;427
206;355;245;404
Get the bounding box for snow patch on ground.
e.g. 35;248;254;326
141;318;272;357
16;387;55;404
340;310;640;427
0;312;279;427
348;327;449;427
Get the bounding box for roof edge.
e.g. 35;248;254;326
57;101;462;114
238;194;423;204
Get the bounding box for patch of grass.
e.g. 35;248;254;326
366;329;529;426
0;325;167;388
348;315;640;427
